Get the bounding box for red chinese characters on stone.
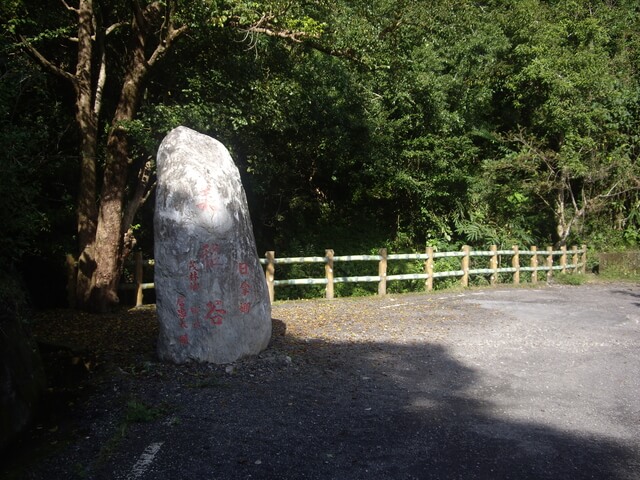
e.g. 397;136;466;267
196;185;216;215
206;300;226;325
200;243;221;271
177;296;188;328
239;302;251;314
176;296;218;336
240;280;251;296
188;260;200;291
179;333;189;345
238;262;249;275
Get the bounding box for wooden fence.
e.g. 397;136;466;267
120;245;587;306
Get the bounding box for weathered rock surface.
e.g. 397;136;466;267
154;126;271;364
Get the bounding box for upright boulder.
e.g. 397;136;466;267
154;127;271;364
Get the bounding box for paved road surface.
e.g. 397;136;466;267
15;284;640;479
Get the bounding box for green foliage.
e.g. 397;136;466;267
599;265;640;282
483;0;640;247
0;68;46;266
3;0;640;304
0;36;75;271
596;250;640;281
554;273;588;286
124;399;166;423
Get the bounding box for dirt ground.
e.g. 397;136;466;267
1;282;639;479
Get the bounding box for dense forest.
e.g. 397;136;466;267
1;0;639;310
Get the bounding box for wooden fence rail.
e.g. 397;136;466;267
119;244;587;306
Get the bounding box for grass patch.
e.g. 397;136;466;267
96;398;171;469
124;399;166;423
554;273;588;286
598;266;640;283
597;251;640;281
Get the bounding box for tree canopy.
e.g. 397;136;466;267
1;0;639;308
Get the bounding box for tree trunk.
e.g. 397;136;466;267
76;14;150;312
555;192;568;247
87;129;130;311
74;0;100;309
554;189;586;249
19;0;188;311
74;84;99;308
74;120;99;309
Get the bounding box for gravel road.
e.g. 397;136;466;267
4;283;640;479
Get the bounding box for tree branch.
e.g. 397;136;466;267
94;36;107;117
122;157;155;234
147;10;188;69
61;0;78;13
106;21;128;35
304;40;368;66
70;20;126;43
18;35;77;85
147;25;187;67
131;0;147;34
246;25;305;42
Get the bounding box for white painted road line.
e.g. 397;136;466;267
126;442;164;479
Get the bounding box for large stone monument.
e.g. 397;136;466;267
154;127;271;364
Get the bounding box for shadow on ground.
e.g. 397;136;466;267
2;298;638;480
160;329;634;480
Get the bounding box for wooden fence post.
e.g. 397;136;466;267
570;245;578;273
581;244;587;274
135;251;144;307
560;245;567;274
378;248;387;296
531;245;538;284
65;253;77;309
425;246;434;291
512;245;520;285
325;249;334;300
265;251;275;303
490;245;498;285
546;246;553;280
461;245;470;287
